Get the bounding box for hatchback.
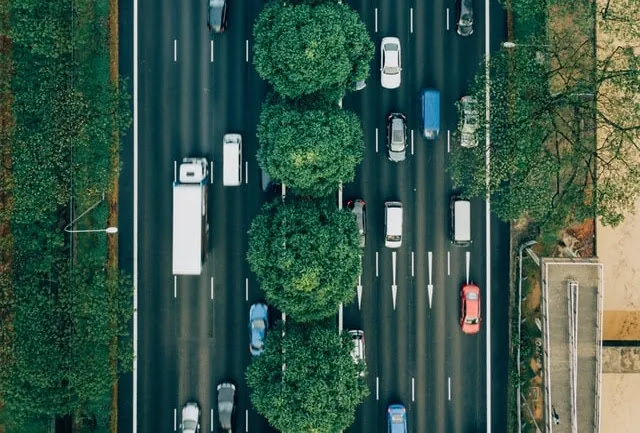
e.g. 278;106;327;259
217;382;235;431
456;0;474;36
180;402;200;433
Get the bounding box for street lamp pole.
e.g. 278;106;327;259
64;193;117;234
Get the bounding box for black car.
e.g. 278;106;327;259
208;0;228;33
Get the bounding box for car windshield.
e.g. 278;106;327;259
465;316;479;324
387;235;401;242
183;420;197;431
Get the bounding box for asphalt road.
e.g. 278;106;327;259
120;1;509;432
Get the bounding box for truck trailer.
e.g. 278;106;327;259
172;158;209;275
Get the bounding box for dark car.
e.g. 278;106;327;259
208;0;228;33
456;0;474;36
260;167;281;193
217;382;235;431
387;113;407;162
249;303;268;356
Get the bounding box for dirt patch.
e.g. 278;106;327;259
603;311;640;340
525;273;541;313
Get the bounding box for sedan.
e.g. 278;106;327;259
347;199;366;248
380;37;401;89
460;283;481;334
249;303;268;356
180;402;200;433
217;382;236;431
348;329;365;363
387;404;407;433
387;113;407;162
459;95;479;148
208;0;228;33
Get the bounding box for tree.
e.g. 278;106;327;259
247;197;361;322
246;321;369;433
253;1;373;99
257;95;364;197
449;23;640;228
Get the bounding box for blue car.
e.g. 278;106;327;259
387;404;407;433
249;303;268;356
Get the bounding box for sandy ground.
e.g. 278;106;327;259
600;373;640;433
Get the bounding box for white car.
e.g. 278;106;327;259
380;37;401;89
181;402;200;433
459;95;479;148
348;329;366;376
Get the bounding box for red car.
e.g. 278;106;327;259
460;283;481;334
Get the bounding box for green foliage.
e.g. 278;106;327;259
247;197;361;322
246;321;369;433
1;0;133;428
257;95;364;197
253;1;373;98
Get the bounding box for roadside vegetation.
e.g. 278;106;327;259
246;321;369;433
0;0;132;431
246;0;374;430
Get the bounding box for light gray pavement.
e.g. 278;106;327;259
541;258;603;433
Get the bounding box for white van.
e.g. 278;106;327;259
450;196;471;246
384;201;403;248
223;133;242;186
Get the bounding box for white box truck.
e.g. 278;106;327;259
173;158;209;275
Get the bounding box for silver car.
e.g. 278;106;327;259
387;113;407;162
347;199;366;248
459;96;479;148
217;382;235;431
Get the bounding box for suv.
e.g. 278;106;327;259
387;113;407;162
459;96;479;148
456;0;474;36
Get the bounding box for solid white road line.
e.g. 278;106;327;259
338;182;343;209
174;39;177;62
376;377;380;400
174;275;177;298
245;410;249;432
245;161;248;184
411;129;414;155
466;251;471;284
210;40;214;63
173;160;177;182
485;0;493;429
446;8;450;31
447;129;451;153
376;251;379;277
447;251;451;276
211;277;214;300
245;40;249;62
173;408;177;431
412;377;415;401
411;251;415;277
133;0;139;429
410;8;414;33
375;128;379;153
375;8;378;33
339;303;343;333
448;377;452;401
210;161;213;184
210;409;214;432
245;278;249;301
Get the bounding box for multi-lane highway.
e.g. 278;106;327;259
118;1;509;432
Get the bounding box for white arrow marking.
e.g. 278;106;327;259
392;251;398;310
466;251;471;284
